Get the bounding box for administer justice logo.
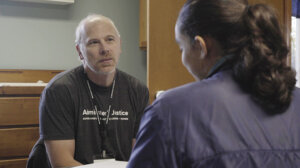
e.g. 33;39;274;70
82;109;129;121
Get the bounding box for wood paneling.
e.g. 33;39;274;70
0;69;62;83
139;0;147;50
0;128;39;158
0;97;39;126
148;0;194;102
0;158;27;168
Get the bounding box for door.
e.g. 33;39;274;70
147;0;192;103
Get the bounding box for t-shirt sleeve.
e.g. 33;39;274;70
39;83;75;140
133;84;149;137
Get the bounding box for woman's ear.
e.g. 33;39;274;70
194;36;207;59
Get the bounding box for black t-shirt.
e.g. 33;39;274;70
39;65;149;164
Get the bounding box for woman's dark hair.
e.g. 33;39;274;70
178;0;296;114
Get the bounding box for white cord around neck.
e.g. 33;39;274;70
86;78;116;125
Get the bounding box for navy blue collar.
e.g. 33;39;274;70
206;54;235;78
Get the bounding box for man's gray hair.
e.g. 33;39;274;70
75;14;120;45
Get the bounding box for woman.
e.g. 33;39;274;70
127;0;300;167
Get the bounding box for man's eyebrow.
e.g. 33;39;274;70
106;34;118;37
87;38;99;42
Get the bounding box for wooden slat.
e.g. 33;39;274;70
0;85;45;95
0;69;62;83
0;127;39;158
0;158;27;168
0;97;39;126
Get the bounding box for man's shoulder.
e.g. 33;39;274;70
46;65;84;90
117;69;147;90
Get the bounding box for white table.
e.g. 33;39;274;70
74;159;127;168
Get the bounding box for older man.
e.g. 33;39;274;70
37;14;149;167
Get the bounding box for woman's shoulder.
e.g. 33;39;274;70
158;70;234;101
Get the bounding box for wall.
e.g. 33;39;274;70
0;0;147;83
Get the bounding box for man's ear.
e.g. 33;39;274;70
194;36;207;59
76;45;84;60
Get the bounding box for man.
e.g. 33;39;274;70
38;14;149;167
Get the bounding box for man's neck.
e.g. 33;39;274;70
85;68;116;87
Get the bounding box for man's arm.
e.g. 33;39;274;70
132;84;149;149
45;139;82;168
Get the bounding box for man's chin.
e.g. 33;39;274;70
93;68;116;75
84;64;116;75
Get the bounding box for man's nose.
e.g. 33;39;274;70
99;43;109;55
100;49;109;55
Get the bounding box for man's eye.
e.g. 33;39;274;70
107;38;115;42
88;41;99;45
